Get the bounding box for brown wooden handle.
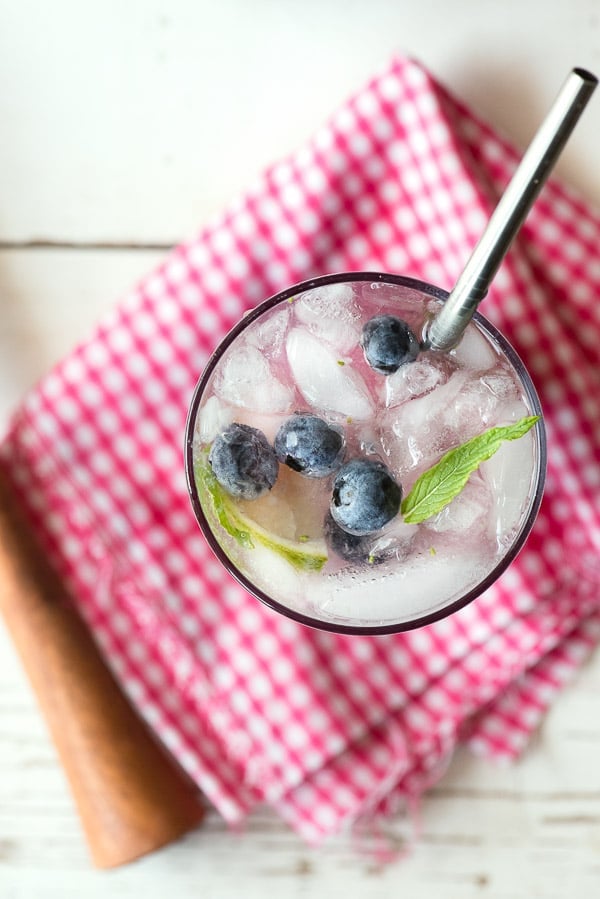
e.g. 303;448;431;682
0;468;204;867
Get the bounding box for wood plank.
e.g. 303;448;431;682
1;247;600;896
0;2;599;244
0;247;163;421
1;4;600;890
2;597;600;895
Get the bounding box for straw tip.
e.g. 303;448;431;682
572;67;598;87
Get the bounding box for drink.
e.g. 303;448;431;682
185;274;546;634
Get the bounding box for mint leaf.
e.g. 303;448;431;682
401;415;540;525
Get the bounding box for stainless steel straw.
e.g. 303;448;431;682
425;67;597;352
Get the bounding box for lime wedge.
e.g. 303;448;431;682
194;455;328;573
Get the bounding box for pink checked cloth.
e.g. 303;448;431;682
2;57;600;845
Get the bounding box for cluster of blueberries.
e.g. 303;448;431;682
209;314;419;561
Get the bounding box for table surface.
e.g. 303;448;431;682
1;2;599;896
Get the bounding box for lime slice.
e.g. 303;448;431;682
194;455;328;573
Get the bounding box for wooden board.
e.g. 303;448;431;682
1;2;599;893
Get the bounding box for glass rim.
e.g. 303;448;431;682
184;271;547;635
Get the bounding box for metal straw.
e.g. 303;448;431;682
425;67;597;352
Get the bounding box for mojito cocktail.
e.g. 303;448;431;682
185;273;545;634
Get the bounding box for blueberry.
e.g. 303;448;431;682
330;458;401;535
274;414;345;478
209;423;278;499
361;314;419;374
323;512;387;565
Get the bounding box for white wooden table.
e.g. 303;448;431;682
1;3;599;896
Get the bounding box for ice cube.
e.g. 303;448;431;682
294;284;361;353
246;308;290;358
355;422;382;457
451;326;498;371
493;397;531;426
368;516;416;563
196;395;233;443
382;416;436;474
230;409;290;444
286;327;374;420
447;375;502;438
214;344;293;413
312;548;486;623
382;371;468;474
243;542;305;613
384;357;447;408
480;431;534;540
425;475;492;535
297;282;357;316
480;370;518;403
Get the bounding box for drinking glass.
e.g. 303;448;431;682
185;272;546;635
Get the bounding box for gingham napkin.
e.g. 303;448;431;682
2;57;599;845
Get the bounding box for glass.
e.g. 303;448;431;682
185;273;546;635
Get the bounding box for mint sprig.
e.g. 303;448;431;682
401;415;540;525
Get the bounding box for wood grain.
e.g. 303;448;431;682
0;201;599;899
2;614;600;896
1;2;600;893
